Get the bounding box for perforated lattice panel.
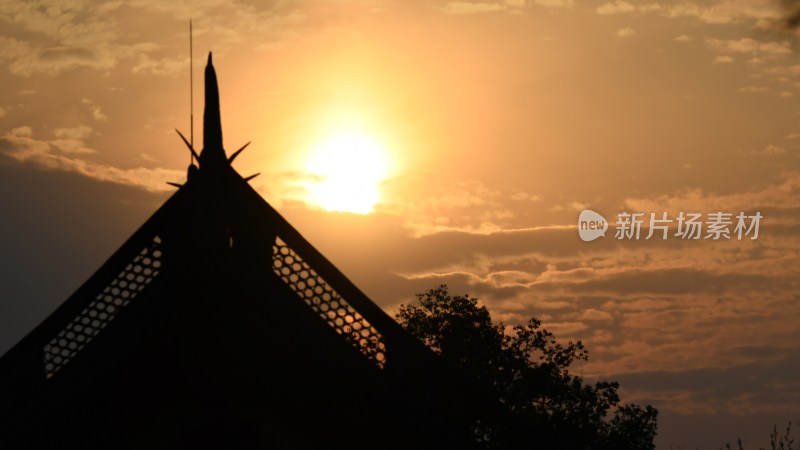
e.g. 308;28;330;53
272;237;386;367
43;236;164;378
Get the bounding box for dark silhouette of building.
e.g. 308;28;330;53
0;54;540;450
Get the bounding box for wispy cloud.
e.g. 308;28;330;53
440;1;508;14
597;1;637;15
532;0;574;9
745;143;786;154
738;85;771;93
667;0;782;24
382;178;545;236
81;98;108;122
0;0;307;76
596;0;661;15
0;126;181;191
595;0;786;26
706;37;792;55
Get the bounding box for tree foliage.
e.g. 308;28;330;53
396;285;658;450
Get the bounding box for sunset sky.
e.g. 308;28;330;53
1;0;799;448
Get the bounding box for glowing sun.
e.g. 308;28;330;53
306;132;390;214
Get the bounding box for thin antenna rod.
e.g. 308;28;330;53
189;19;194;165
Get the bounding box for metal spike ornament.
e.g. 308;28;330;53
200;52;227;170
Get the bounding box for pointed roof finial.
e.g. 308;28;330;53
200;52;226;168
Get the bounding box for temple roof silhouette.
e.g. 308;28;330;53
0;54;542;450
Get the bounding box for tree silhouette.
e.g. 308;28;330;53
396;284;658;450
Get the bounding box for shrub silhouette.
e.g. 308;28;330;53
722;421;798;450
396;284;658;450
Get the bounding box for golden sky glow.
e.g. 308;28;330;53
0;1;799;448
